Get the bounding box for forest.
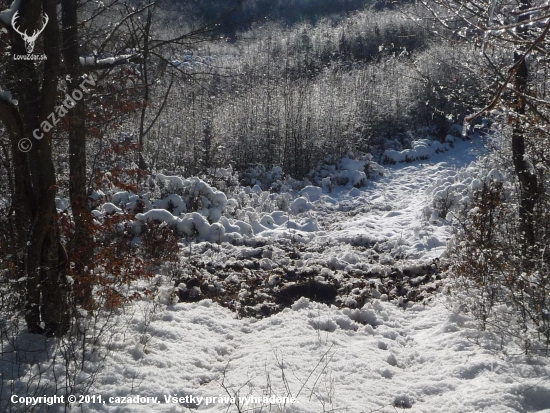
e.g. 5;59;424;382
1;0;550;412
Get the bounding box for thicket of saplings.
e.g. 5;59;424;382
124;5;483;185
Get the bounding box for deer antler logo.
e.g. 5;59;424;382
11;10;49;54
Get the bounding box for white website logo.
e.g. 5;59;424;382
11;10;48;54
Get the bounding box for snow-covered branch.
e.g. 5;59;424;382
79;54;142;71
0;0;20;29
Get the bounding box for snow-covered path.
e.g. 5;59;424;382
6;137;550;413
91;295;550;413
82;138;550;413
313;138;483;264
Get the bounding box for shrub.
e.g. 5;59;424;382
448;180;550;354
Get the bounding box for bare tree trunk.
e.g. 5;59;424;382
0;101;31;262
3;0;70;336
62;0;95;310
138;6;154;172
513;0;538;249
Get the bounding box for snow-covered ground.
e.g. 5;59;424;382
4;136;550;412
309;141;476;264
230;136;482;268
86;137;550;412
92;295;550;413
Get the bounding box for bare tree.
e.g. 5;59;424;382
0;0;244;336
419;0;550;250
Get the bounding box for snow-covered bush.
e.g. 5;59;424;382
383;138;452;164
309;154;384;190
151;175;228;223
429;164;506;222
239;165;285;191
230;186;292;215
448;178;550;354
299;186;323;201
207;165;239;193
290;197;314;214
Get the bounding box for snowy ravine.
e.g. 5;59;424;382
8;137;550;413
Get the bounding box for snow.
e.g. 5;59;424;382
155;175;228;223
289;197;314;214
0;88;17;105
101;202;122;215
156;173;186;191
383;138;451;164
0;0;19;27
79;54;136;67
31;296;549;412
136;209;176;225
55;197;69;212
89;190;105;201
116;138;484;268
308;139;478;264
298;185;322;201
4;136;550;413
154;193;186;215
310;154;382;190
488;168;504;182
111;191;132;206
340;157;367;187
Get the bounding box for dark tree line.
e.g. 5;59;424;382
169;0;405;35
